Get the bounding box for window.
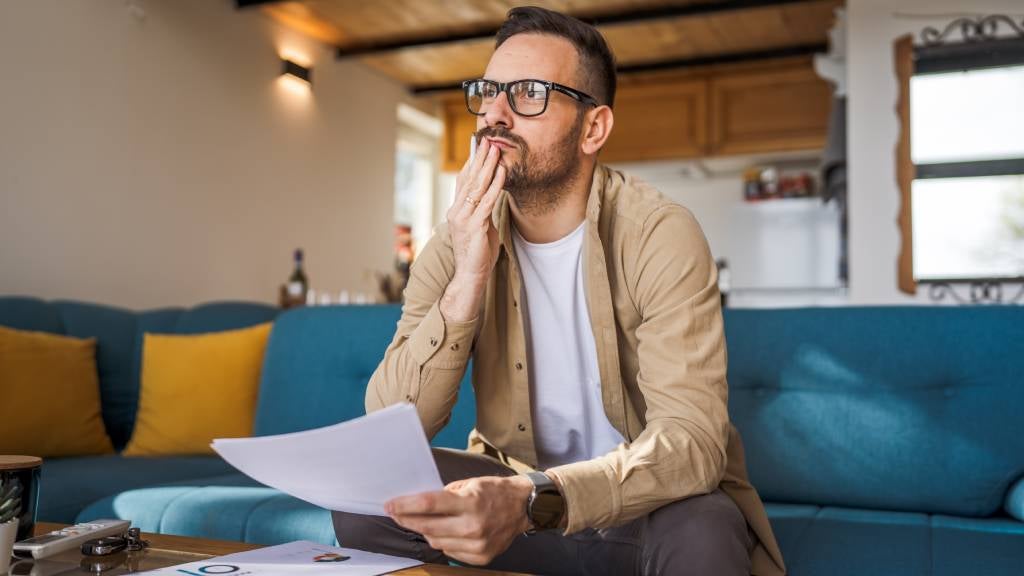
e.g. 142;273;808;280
911;64;1024;281
896;26;1024;297
394;104;443;259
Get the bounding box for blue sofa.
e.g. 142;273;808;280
2;296;1022;575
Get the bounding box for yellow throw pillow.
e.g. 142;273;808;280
0;326;115;456
123;323;272;456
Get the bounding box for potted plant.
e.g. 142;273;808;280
0;477;21;573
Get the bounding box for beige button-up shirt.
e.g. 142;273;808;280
367;165;786;576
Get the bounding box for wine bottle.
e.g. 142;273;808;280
287;249;308;301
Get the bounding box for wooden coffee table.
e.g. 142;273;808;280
28;522;528;575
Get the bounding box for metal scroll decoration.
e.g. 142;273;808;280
928;281;1024;305
921;14;1024;46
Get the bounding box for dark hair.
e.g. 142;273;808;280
495;6;617;109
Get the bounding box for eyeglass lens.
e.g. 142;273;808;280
467;80;548;116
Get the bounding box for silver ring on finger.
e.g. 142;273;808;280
465;196;480;207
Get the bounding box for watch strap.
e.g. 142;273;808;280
524;472;564;534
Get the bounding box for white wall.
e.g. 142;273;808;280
846;0;1024;303
614;158;847;308
0;0;403;309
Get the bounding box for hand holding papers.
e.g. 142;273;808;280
211;403;443;516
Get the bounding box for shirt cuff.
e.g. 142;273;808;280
407;301;477;369
546;458;621;534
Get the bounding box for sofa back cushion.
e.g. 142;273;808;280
124;323;273;456
725;306;1024;517
254;304;476;450
0;297;278;449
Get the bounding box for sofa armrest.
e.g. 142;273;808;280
1007;477;1024;522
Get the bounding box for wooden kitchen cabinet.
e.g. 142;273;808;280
709;63;832;156
441;96;478;172
600;78;707;162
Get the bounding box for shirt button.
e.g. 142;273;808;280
517;423;526;432
513;300;518;308
515;362;523;370
450;342;459;351
429;337;438;347
405;395;413;402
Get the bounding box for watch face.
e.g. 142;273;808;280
531;489;564;530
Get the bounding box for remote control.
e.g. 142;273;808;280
13;519;131;559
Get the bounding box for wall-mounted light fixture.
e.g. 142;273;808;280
281;59;312;86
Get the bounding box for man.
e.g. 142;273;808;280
333;7;785;576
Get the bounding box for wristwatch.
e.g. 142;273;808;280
524;471;565;534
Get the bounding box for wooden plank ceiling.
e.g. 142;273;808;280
247;0;842;91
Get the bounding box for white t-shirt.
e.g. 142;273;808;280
513;222;625;470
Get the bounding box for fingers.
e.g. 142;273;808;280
459;142;501;218
454;138;493;209
472;164;505;222
462;135;489;183
386;490;465;516
387;477;517;568
392;513;472;538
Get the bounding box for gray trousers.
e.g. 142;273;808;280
332;448;753;576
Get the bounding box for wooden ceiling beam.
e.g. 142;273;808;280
235;0;281;7
616;42;825;73
335;0;829;58
410;43;827;94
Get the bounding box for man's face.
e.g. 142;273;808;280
476;33;587;214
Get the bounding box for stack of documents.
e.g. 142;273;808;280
212;403;444;515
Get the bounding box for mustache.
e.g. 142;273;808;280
474;126;527;150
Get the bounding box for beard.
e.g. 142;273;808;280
475;114;584;216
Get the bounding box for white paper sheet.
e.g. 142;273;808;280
139;540;422;575
211;403;443;516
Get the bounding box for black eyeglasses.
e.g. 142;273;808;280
462;79;599;117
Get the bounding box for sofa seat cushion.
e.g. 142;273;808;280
78;474;336;546
931;515;1024;576
782;506;931;576
39;455;237;523
763;502;820;562
765;503;1024;576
